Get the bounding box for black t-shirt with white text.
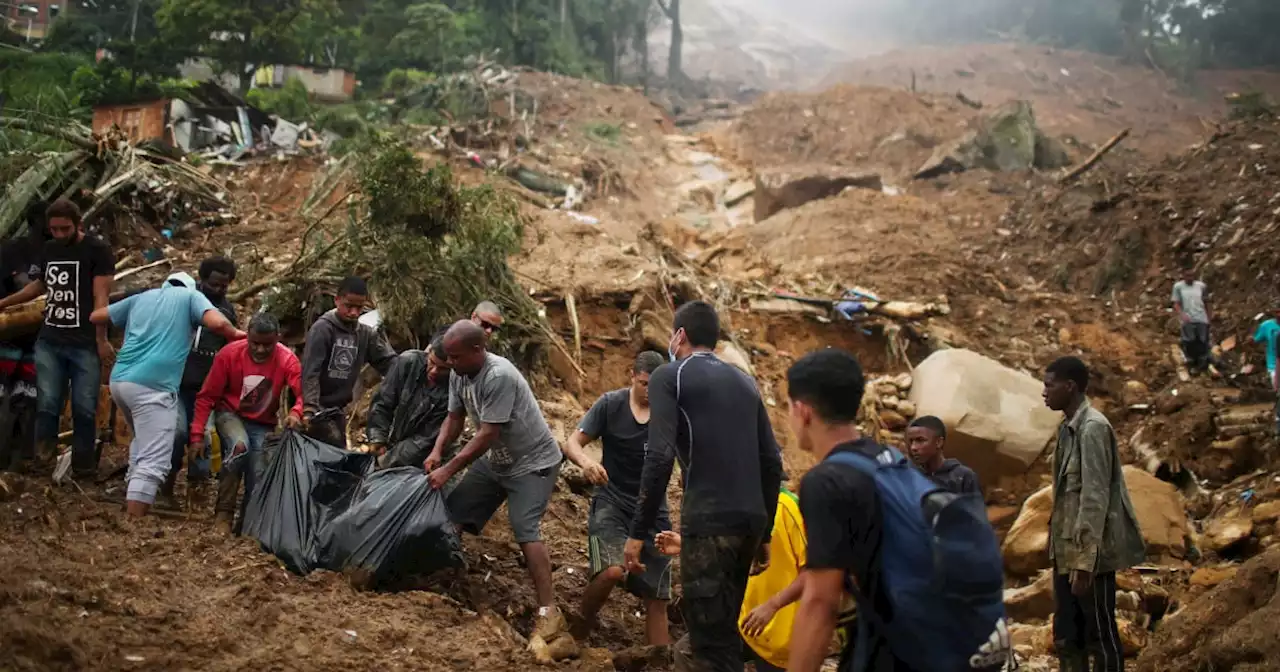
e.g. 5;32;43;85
36;235;115;348
800;438;916;672
579;388;657;514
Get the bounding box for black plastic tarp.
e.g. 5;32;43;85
314;467;464;588
241;430;375;574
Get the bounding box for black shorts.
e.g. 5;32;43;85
587;496;671;600
446;459;560;544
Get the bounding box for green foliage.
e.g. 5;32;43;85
246;77;315;121
156;0;339;91
0;51;90;124
348;134;534;343
382;68;435;96
584;121;622;144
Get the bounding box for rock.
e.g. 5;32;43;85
879;409;909;431
753;166;883;222
915;101;1042;178
1204;510;1253;552
880;396;901;411
874;380;899;396
1034;132;1072;170
1003;488;1054;575
1004;570;1055;621
908;349;1062;486
1215;404;1274;428
1008;622;1053;658
1203;436;1259;482
1252;500;1280;524
896;400;917;418
1116;590;1141;612
1118;619;1147;655
1123;380;1151;405
530;633;579;664
723;180;755;208
892;373;914;391
715;341;754;376
637;310;672;352
1122;466;1192;560
988;505;1022;528
1003;467;1190;575
1189;564;1238;590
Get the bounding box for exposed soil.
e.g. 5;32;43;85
9;38;1280;672
822;42;1280;158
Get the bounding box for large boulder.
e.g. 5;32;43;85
1002;467;1190;575
906;349;1061;485
752;166;882;222
915;100;1069;178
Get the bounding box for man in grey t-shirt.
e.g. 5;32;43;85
1172;268;1213;373
425;320;567;641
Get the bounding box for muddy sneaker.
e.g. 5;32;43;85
531;606;568;642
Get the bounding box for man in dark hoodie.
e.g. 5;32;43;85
160;255;238;509
904;415;981;496
368;330;452;469
301;276;396;448
0;202;49;471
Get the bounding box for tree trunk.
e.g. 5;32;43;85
560;0;567;40
637;18;649;94
666;0;682;82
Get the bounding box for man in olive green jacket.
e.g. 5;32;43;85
1043;356;1145;672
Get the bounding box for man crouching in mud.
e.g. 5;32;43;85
625;300;784;671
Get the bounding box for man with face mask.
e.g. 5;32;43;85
159;255;239;509
190;313;304;534
0;199;115;478
368;330;453;470
624;300;784;672
300;276;396;448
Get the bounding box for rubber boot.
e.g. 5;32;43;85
155;473;179;510
1056;646;1088;672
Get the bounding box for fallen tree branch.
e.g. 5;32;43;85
565;292;581;362
1059;128;1130;184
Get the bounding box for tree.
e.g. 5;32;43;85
156;0;340;93
654;0;680;81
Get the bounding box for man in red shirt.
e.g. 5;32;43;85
190;313;304;534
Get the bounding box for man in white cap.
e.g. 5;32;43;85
91;272;245;518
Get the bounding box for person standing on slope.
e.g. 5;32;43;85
625;300;784;672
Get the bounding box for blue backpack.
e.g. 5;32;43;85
827;446;1010;672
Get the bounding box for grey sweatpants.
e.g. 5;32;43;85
110;381;180;505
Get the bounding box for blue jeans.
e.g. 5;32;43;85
33;340;100;473
214;412;271;526
169;389;212;482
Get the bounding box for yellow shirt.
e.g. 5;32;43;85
738;489;855;668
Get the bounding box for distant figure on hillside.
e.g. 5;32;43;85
904;415;981;496
1253;308;1280;390
1172;267;1213;374
1042;356;1145;672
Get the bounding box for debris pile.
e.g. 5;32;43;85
860;371;918;445
1;119;232;245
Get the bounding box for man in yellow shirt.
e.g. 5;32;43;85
655;487;854;671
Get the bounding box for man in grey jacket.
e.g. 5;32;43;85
1042;356;1145;672
368;331;451;469
301;276;396;448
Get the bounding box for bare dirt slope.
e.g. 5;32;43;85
823;42;1280;158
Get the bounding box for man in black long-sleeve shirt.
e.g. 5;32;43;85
624;300;784;672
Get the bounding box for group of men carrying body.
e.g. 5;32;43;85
2;198;1151;671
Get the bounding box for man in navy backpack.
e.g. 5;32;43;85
785;349;1009;672
1043;356;1145;672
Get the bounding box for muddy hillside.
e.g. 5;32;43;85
4;42;1280;672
